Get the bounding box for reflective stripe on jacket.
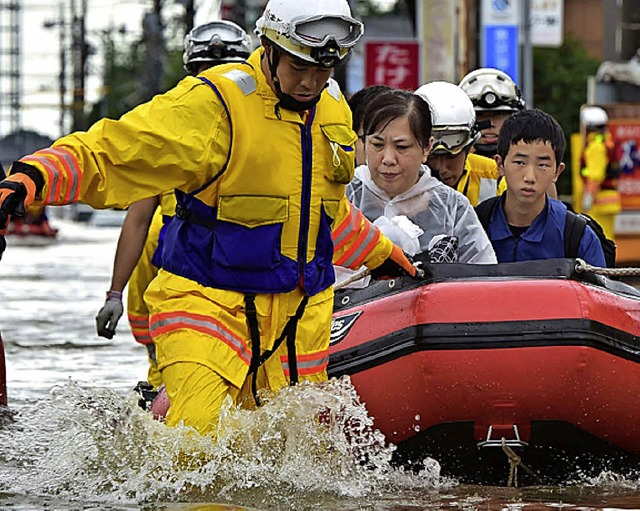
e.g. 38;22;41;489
17;48;391;296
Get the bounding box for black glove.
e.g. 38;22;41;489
370;244;425;279
0;235;5;262
0;163;43;230
0;179;28;230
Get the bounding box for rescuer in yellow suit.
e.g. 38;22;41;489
0;0;418;437
95;20;255;390
579;105;621;240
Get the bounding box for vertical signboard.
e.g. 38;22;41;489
365;41;420;90
481;0;520;83
531;0;564;47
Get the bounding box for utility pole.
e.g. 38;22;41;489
234;0;246;28
59;2;67;136
0;0;21;136
185;0;195;34
44;1;69;137
70;0;88;131
522;0;533;108
141;0;166;102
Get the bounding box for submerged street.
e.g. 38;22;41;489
0;219;639;510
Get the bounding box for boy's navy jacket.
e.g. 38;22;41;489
476;194;607;266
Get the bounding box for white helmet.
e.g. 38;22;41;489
415;81;479;155
459;68;525;112
255;0;363;68
580;106;608;127
183;20;253;76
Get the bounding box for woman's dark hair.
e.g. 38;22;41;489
362;89;433;148
348;85;394;134
497;108;566;164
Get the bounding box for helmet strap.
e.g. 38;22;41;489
263;43;324;113
474;143;498;158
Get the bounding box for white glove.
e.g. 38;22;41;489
96;290;123;339
582;193;594;212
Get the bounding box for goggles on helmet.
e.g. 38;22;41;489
288;14;363;49
189;22;248;47
258;13;362;67
431;129;475;155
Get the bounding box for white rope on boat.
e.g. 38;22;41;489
335;259;640;291
575;258;640;277
334;268;371;290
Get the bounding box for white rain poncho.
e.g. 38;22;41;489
346;165;497;264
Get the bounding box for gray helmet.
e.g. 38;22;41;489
183;20;253;75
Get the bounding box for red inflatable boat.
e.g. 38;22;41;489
328;258;640;484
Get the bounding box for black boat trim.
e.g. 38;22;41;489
328;318;640;377
333;258;640;312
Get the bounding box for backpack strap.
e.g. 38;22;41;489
475;195;501;231
563;210;588;258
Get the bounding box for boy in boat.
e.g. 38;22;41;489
475;109;606;266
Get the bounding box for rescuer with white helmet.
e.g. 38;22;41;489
580;105;609;128
182;20;253;75
459;68;525;158
255;0;363;111
1;0;417;437
416;81;505;205
579;105;621;239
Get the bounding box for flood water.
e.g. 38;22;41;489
1;218;640;510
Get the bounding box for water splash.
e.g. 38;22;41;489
0;376;448;509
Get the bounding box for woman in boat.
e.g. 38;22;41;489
346;89;496;264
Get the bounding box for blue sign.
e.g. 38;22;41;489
482;25;519;84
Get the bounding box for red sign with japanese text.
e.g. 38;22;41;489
609;120;640;210
365;41;420;90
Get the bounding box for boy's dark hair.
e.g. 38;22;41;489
497;108;565;165
362;89;433;149
348;85;394;134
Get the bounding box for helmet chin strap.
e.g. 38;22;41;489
474;143;498;158
264;45;325;113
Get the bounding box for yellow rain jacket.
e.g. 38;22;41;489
457;153;506;206
15;49;393;434
581;132;621;239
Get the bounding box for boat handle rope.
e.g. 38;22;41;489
502;438;541;488
575;258;640;277
336;259;640;289
334;268;372;290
